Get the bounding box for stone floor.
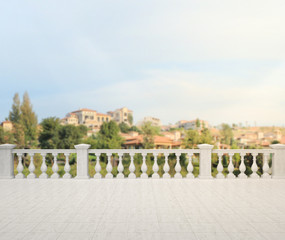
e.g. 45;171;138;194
0;179;285;240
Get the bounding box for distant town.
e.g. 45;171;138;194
2;103;284;149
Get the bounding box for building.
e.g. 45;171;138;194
107;107;133;125
177;119;209;130
1;121;13;132
121;133;181;149
137;116;162;127
61;108;111;129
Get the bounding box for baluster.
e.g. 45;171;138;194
117;153;124;179
39;153;48;178
16;153;24;179
128;153;136;179
27;153;36;179
262;153;270;179
216;153;224;178
152;153;159;179
105;153;113;179
238;153;247;179
94;153;102;179
140;153;148;179
163;153;170;179
250;153;259;178
227;153;235;179
174;153;182;179
186;153;194;179
51;153;59;179
63;153;71;179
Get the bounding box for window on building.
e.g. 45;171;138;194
97;117;100;122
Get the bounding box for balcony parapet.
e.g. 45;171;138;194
0;144;284;179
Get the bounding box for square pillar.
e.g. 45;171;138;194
74;144;90;179
198;144;214;179
270;144;285;179
0;144;16;179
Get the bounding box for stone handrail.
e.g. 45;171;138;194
0;143;285;179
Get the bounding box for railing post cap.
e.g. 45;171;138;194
197;144;214;149
74;144;91;149
0;144;16;149
270;144;285;149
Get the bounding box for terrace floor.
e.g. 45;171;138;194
0;179;285;240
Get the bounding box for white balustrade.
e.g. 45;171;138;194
250;153;259;178
39;153;48;179
227;153;235;179
186;153;194;179
174;153;182;179
15;153;24;179
117;153;124;179
0;144;281;179
163;153;170;179
51;153;59;179
216;153;224;179
128;153;136;179
27;153;36;179
152;153;159;179
238;153;247;179
262;153;270;179
63;153;71;179
105;153;113;179
94;153;102;179
140;153;148;179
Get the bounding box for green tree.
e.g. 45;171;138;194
220;123;233;145
9;93;21;123
0;126;14;144
119;122;130;133
8;93;25;147
129;125;142;134
96;121;123;149
183;129;200;148
38;117;60;149
20;92;38;147
200;128;213;144
58;125;87;149
128;113;133;125
141;121;160;149
196;118;201;128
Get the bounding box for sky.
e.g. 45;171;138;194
0;0;285;126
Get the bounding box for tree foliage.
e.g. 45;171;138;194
119;122;130;133
183;129;200;148
39;117;87;149
20;92;38;147
183;128;213;148
141;121;160;149
220;123;233;145
128;113;133;125
9;93;21;123
96;121;123;149
38;117;60;149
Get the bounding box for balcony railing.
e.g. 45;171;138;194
0;143;285;179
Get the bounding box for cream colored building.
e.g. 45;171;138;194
1;121;13;132
61;108;111;129
107;107;133;125
137;116;162;127
177;119;209;130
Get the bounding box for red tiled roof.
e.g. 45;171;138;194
72;108;97;113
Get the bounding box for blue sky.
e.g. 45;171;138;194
0;0;285;126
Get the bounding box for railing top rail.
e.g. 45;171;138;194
212;149;274;154
12;149;76;154
88;149;201;154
